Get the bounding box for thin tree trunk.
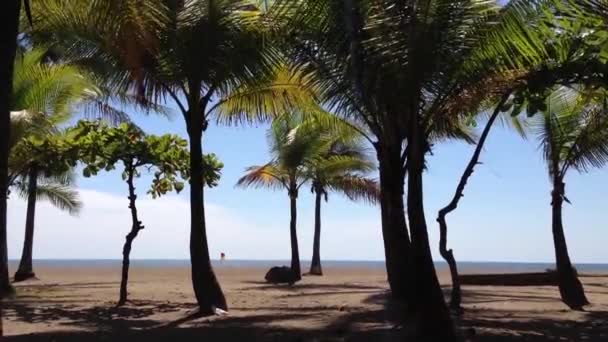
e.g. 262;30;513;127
551;179;589;310
188;118;227;315
14;167;38;282
289;185;301;280
376;142;411;301
0;0;22;300
407;120;457;340
118;168;143;306
309;187;322;276
437;98;507;309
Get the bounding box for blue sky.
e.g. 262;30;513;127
7;99;608;263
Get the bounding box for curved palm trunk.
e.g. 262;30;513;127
188;123;227;314
407;122;457;340
289;186;301;279
118;169;143;306
309;188;322;276
14;167;39;282
376;143;412;301
0;0;22;299
551;179;588;310
437;100;506;309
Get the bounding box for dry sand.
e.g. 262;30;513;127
3;264;608;341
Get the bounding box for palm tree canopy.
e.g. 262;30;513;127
30;0;314;126
532;86;608;180
238;110;379;204
6;49;95;214
237;112;321;192
271;0;604;156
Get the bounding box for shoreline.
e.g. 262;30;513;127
10;259;608;274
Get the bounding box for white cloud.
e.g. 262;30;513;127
7;189;385;261
7;187;608;264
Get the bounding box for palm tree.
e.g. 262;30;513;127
12;170;80;282
433;0;608;311
0;0;24;297
273;0;588;337
530;87;608;309
271;1;537;337
9;112;82;283
7;48;130;282
237;114;320;279
32;0;310;314
306;134;379;275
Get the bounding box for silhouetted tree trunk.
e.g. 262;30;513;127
187;99;227;314
118;167;143;306
14;167;38;282
289;183;302;279
376;142;411;301
437;98;507;309
551;179;589;310
309;186;323;275
407;119;457;341
0;0;22;299
343;0;412;303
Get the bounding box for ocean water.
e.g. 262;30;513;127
9;259;608;273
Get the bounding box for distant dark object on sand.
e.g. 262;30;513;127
265;266;299;285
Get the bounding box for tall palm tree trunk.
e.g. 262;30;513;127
407;121;457;340
309;188;322;275
188;119;227;314
0;0;22;298
551;179;588;310
376;142;411;301
437;99;507;309
289;185;301;279
14;167;39;282
118;169;143;306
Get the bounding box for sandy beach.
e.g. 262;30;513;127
3;264;608;341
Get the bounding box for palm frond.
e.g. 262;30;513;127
327;175;380;205
212;64;318;125
12;48;91;123
35;183;82;216
563;106;608;173
236;163;289;191
15;178;82;216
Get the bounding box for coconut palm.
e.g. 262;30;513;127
306;134;379;275
31;0;312;314
530;87;608;309
434;0;608;311
8;49;87;282
273;0;600;336
237;112;373;278
9;112;82;283
271;1;543;337
7;48;134;282
237;113;321;279
11;169;81;282
0;0;25;297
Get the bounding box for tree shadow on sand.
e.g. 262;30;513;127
5;299;196;332
462;309;608;341
5;281;608;341
4;305;402;342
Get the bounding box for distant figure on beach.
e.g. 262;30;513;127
220;252;225;261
